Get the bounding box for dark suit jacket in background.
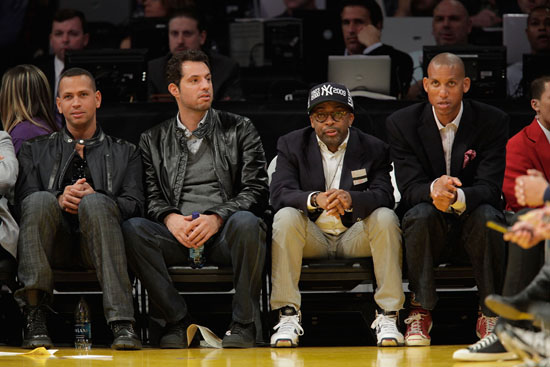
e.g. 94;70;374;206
33;54;55;95
270;126;395;227
386;99;509;216
147;50;244;101
365;44;413;98
503;118;550;212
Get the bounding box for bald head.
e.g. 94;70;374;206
428;52;466;78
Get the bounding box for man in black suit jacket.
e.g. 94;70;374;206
340;0;413;98
147;8;243;101
269;82;405;348
386;52;508;346
34;9;89;98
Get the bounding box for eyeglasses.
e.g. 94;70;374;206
311;111;349;123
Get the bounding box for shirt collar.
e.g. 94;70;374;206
433;102;463;130
176;111;208;138
316;128;350;153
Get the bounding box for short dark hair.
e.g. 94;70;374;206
165;49;210;86
52;8;88;34
528;5;550;23
340;0;384;28
58;67;97;95
531;75;550;100
168;7;207;32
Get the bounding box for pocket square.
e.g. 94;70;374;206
462;149;477;169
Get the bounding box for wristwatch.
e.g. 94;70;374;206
310;192;320;208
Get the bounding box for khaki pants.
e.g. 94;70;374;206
270;207;405;312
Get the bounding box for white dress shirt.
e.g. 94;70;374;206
537;118;550;145
307;131;350;235
54;56;64;98
430;102;466;214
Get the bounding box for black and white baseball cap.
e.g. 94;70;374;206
307;82;354;114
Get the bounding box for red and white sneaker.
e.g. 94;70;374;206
476;313;497;339
404;308;432;346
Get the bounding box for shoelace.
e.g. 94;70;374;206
404;312;427;334
273;315;304;336
483;316;497;335
113;322;135;334
27;307;48;335
370;313;398;334
469;333;498;351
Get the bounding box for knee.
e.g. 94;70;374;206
226;211;261;231
368;207;399;229
469;204;503;223
21;191;58;216
121;217;150;251
402;203;439;229
273;207;305;231
79;193;119;220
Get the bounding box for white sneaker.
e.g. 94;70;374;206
371;311;404;347
270;306;304;348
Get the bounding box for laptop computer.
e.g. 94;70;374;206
503;14;529;65
381;17;435;54
328;55;392;95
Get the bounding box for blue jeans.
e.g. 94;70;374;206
122;211;266;325
15;191;135;323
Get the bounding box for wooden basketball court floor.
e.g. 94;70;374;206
0;345;522;367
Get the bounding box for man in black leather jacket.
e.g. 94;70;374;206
15;68;143;350
123;50;268;349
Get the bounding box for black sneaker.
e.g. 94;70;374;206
497;322;550;364
111;321;142;350
453;333;518;361
222;321;256;348
160;315;198;349
22;305;53;349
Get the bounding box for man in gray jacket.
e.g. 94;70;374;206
0;131;18;270
123;49;268;349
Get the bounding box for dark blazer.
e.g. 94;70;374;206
147;51;244;101
503;118;550;211
386;99;509;215
367;44;413;98
270;126;395;227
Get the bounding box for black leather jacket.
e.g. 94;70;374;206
16;127;144;220
139;108;268;223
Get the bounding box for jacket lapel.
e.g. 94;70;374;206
418;105;446;177
305;131;327;191
528;120;550;180
339;129;361;190
450;101;475;176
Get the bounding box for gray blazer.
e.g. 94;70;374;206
0;131;18;258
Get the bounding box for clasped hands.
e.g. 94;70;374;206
57;178;95;214
515;169;548;207
503;205;550;249
316;189;352;217
165;212;223;249
431;175;462;212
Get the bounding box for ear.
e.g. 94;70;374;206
531;98;540;113
199;30;207;46
309;115;315;129
348;112;355;127
83;33;90;48
463;77;471;94
168;82;180;98
56;96;62;114
95;90;102;108
422;77;429;93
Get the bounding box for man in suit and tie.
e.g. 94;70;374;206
269;82;405;348
386;52;508;346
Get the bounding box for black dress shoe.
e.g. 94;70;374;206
111;321;142;350
22;305;53;349
222;321;255;348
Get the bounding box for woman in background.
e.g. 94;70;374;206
0;64;59;154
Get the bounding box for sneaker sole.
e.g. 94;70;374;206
22;339;53;349
378;338;404;347
405;339;431;347
485;298;534;321
112;338;143;350
271;339;298;348
452;348;518;361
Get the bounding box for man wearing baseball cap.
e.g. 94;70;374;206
269;82;405;347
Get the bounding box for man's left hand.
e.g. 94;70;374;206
184;214;223;248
